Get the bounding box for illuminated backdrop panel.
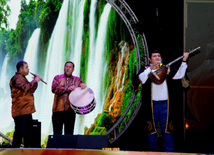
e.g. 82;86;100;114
0;0;136;145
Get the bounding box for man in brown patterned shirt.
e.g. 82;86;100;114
10;61;42;148
52;61;87;135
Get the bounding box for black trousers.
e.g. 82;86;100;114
12;114;33;148
52;110;76;135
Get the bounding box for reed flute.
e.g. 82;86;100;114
30;72;47;84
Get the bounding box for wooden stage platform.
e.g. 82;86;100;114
0;149;207;155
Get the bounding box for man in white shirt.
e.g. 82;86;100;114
137;50;189;152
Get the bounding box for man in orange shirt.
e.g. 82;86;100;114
10;61;42;148
52;61;87;135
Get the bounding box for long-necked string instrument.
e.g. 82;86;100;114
148;46;201;84
30;72;47;84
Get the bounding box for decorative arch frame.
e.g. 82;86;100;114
105;0;149;143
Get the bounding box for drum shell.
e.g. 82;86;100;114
70;98;96;115
69;87;96;115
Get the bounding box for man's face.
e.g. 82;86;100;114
149;53;162;65
64;62;74;76
21;63;29;76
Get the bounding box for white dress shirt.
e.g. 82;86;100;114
139;62;187;101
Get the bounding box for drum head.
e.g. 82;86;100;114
69;87;94;107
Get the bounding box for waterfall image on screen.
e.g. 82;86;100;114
0;0;137;145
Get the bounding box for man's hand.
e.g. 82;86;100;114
34;74;42;82
183;52;189;62
68;85;77;91
80;83;87;89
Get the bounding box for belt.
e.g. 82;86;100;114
153;100;167;103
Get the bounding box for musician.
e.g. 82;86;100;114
51;61;87;135
10;61;42;148
136;50;189;152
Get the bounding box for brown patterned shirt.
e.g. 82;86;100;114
10;73;38;118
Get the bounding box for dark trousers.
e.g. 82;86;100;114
52;110;76;135
147;101;174;152
12;114;33;148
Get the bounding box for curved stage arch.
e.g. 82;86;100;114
105;0;149;144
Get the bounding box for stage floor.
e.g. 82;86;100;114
0;149;207;155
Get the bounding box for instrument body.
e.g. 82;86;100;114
148;65;167;85
69;87;96;115
148;46;200;84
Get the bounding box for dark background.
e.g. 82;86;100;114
129;0;184;64
111;0;214;154
110;0;185;152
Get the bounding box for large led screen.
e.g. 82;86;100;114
0;0;138;146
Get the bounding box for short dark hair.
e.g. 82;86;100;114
149;49;161;58
16;61;27;71
64;61;75;68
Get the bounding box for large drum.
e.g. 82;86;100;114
69;87;96;115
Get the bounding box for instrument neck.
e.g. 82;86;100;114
166;46;200;67
166;55;183;67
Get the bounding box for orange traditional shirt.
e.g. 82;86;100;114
10;73;38;118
